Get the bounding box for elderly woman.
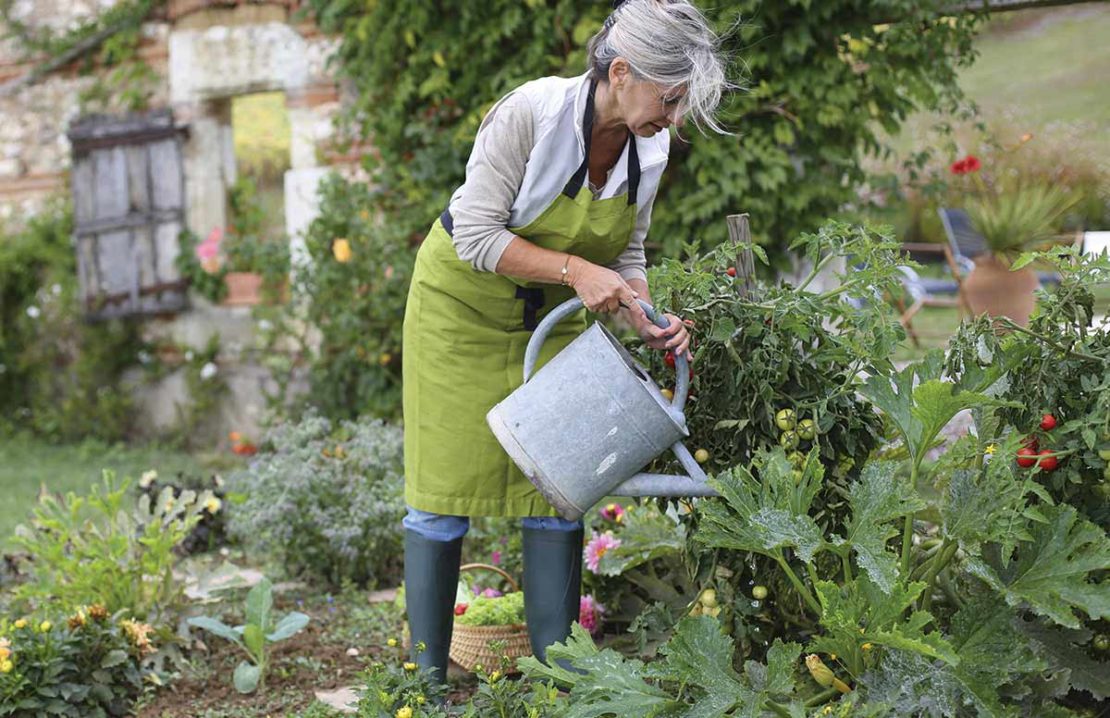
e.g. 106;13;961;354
402;0;728;682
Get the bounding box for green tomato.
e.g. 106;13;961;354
775;408;796;432
752;585;768;601
1098;448;1110;462
1093;634;1110;652
788;451;806;467
779;431;799;450
797;419;817;441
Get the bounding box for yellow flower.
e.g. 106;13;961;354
862;642;873;651
395;707;413;718
121;619;155;655
416;695;426;705
38;621;51;633
13;619;27;630
822;707;834;716
386;638;398;647
333;238;352;263
403;662;418;672
984;444;997;455
88;605;108;622
68;609;87;630
0;645;10;662
0;660;12;674
489;670;502;683
205;496;222;514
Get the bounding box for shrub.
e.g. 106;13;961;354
0;607;153;717
10;472;216;628
0;200;141;442
224;412;405;588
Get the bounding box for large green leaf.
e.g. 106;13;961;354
948;597;1044;716
245;577;274;633
837;461;926;594
1015;616;1110;700
810;576;957;675
267;611;310;642
595;505;685;577
696;449;824;563
243;624;265;660
649;616;752;716
187;616;243;646
519;622;600;688
233;661;261;694
964;504;1110;629
563;653;675;718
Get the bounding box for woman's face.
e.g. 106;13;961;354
608;59;687;137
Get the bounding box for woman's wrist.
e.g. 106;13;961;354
563;254;585;289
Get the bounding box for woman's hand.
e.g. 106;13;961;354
567;257;642;316
634;312;693;361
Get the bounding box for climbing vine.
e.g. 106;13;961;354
302;0;981;265
0;0;162;111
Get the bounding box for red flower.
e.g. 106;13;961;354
949;154;981;175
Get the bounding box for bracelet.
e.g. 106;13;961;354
560;254;572;286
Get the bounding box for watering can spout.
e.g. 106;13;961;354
611;441;716;497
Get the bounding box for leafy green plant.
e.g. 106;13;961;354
187;577;309;694
964;182;1078;263
10;471;216;628
0;608;152;718
279;174;414;421
522;619;813;716
0;200;142;442
174;228;228;304
224;412;405;588
454;592;525;628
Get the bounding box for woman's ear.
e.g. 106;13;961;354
608;57;630;89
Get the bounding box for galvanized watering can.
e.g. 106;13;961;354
486;298;719;522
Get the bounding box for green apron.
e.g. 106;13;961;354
402;79;643;517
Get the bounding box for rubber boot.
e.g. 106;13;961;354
522;525;584;666
403;529;462;687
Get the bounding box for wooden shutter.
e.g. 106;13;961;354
67;109;189;320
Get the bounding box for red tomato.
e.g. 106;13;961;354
1022;435;1039;452
1039;414;1057;431
454;603;468;616
1037;449;1058;472
726;266;737;277
1016;447;1038;468
664;352;675;368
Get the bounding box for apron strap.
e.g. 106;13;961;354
563;79;641;207
515;286;545;330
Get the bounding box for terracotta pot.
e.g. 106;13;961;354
222;272;264;306
962;254;1039;327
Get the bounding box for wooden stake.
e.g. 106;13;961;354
726;213;756;299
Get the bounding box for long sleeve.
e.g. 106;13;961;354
447;93;534;272
605;180;659;284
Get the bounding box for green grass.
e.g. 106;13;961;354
0;435;223;548
961;7;1110;133
881;5;1110;159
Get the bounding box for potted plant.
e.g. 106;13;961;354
952;154;1077;326
221;231;290;306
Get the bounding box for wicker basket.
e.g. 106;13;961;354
448;563;532;673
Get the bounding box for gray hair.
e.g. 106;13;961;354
587;0;732;135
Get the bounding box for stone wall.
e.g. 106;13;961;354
1;1;365;440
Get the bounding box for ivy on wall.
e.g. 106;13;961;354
303;0;981;264
0;0;162;111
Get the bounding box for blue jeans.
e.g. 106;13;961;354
403;505;582;542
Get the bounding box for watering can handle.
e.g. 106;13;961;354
522;297;691;414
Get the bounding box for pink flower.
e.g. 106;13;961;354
599;503;624;523
584;532;621;573
195;227;223;261
490;550;501;566
579;594;605;635
480;588;502;598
